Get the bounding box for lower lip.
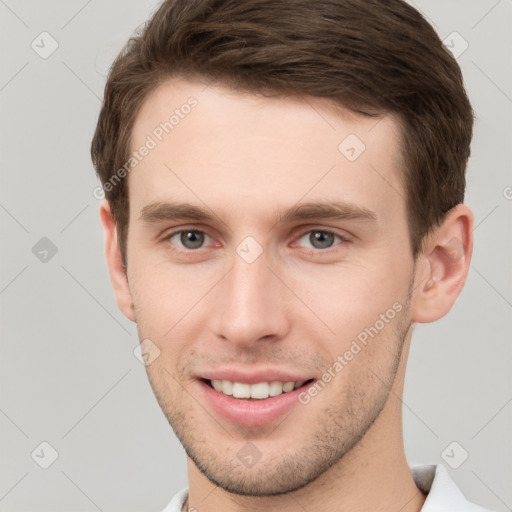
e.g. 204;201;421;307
197;379;312;427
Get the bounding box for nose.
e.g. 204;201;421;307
211;247;291;348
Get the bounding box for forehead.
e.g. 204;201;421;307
128;77;405;225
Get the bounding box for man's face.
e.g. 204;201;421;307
124;78;417;495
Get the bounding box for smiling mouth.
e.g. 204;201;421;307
202;378;315;400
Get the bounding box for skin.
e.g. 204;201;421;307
100;77;473;512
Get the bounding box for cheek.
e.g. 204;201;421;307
130;259;192;314
128;259;221;348
285;260;407;344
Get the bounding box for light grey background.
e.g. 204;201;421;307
0;1;511;511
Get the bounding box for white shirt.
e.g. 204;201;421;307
161;464;494;512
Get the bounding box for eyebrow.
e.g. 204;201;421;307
278;201;377;224
140;202;212;223
139;200;377;226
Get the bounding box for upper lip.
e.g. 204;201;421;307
198;368;314;385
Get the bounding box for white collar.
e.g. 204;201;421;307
411;464;492;511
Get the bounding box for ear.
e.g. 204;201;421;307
99;200;135;322
411;204;474;323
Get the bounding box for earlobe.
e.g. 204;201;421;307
412;204;474;324
99;200;135;322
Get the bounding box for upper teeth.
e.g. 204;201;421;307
211;380;306;399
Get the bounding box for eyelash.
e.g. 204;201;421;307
164;228;349;253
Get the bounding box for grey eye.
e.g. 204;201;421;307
297;230;340;250
171;230;207;249
310;231;335;249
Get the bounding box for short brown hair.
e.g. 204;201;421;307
91;0;473;266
